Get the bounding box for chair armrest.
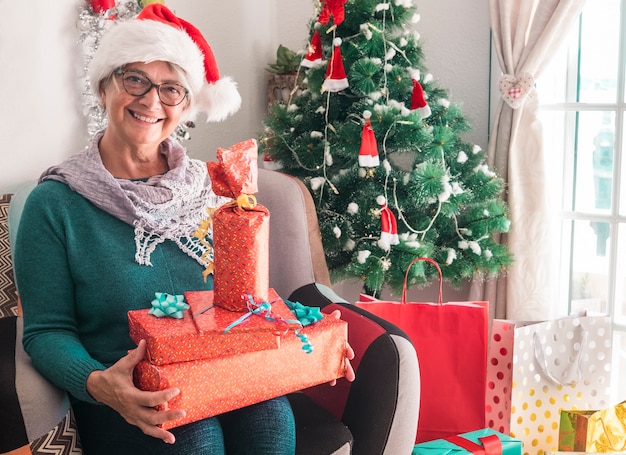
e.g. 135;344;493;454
289;284;420;455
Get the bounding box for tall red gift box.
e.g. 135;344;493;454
128;289;297;365
133;315;348;429
207;138;270;312
212;202;270;311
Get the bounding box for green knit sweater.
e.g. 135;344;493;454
14;180;212;403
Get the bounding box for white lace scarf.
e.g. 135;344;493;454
41;131;227;267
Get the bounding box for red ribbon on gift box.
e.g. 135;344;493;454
446;434;502;455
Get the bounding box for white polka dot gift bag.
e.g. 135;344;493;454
485;314;612;455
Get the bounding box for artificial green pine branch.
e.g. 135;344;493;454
258;0;512;295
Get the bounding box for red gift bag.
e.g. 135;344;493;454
355;257;489;443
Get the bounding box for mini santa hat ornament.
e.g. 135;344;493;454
301;31;324;68
262;152;283;171
322;38;349;92
377;196;400;251
89;4;241;123
408;69;431;119
359;111;379;167
411;79;431;118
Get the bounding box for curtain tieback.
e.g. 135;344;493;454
499;73;535;109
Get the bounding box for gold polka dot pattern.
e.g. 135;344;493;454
485;317;613;455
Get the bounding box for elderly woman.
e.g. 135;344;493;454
13;5;353;454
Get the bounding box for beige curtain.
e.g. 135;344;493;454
471;0;586;320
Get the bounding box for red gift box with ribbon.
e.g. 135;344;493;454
128;289;298;365
133;312;348;429
207;139;270;312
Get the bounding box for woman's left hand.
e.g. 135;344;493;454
327;309;355;386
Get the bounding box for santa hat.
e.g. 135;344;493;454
411;79;431;118
377;196;399;251
262;152;283;171
301;31;324;68
358;112;379;167
322;38;349;92
88;4;241;123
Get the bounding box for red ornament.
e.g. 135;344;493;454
318;0;347;26
90;0;115;13
322;39;349;92
358;118;379;168
301;31;323;68
378;201;399;252
411;79;431;118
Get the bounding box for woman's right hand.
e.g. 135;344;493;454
86;339;186;444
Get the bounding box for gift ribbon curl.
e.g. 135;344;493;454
224;294;321;354
149;292;189;319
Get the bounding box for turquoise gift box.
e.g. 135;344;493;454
412;429;522;455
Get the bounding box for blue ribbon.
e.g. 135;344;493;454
222;294;318;354
149;292;189;319
223;297;273;334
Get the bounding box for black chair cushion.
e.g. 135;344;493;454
288;392;352;455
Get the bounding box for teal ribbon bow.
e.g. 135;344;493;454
284;300;324;327
223;298;275;334
284;299;324;354
223;295;321;354
149;292;189;319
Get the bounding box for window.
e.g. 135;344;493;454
537;0;625;402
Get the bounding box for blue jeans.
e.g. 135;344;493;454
73;396;295;454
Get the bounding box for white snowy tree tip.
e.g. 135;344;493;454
357;250;371;264
408;68;421;80
310;177;325;190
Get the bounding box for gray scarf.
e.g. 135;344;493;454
41;131;225;267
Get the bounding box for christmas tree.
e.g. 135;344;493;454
259;0;512;295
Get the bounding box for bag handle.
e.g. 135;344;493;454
401;257;443;305
532;322;587;386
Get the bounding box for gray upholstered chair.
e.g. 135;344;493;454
0;169;420;455
258;169;420;455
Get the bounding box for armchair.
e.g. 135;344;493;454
0;169;420;455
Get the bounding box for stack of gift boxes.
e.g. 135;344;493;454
128;139;348;429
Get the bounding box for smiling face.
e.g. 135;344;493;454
100;61;190;152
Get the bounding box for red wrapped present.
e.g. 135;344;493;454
128;289;298;365
207;139;270;311
134;314;348;429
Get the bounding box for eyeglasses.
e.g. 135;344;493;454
113;68;189;106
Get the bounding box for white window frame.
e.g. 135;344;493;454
489;2;626;402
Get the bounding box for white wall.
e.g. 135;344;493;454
0;0;489;197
